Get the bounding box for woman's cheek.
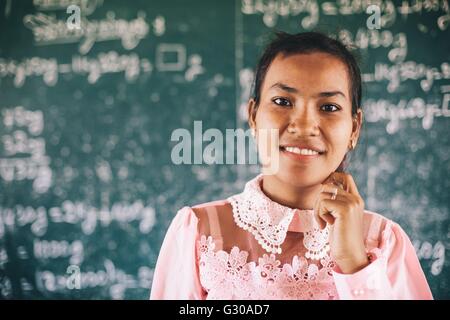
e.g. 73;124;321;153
256;127;280;175
326;123;353;162
256;105;287;130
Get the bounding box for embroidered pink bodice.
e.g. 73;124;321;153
150;175;433;300
197;235;339;299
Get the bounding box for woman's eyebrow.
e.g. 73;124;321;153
269;82;299;94
269;82;346;98
316;91;347;99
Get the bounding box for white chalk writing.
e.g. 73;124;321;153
364;94;450;134
363;61;450;93
413;240;446;276
0;200;156;236
23;11;157;54
337;28;408;63
241;0;319;29
0;47;204;87
34;239;84;265
242;0;449;30
33;0;104;15
0;107;52;193
35;260;152;299
2;106;44;135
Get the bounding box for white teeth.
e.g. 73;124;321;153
284;146;319;155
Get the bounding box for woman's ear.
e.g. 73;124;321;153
350;109;363;147
247;98;257;130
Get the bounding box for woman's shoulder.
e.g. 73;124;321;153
362;208;398;228
363;208;391;224
175;199;234;236
362;208;408;248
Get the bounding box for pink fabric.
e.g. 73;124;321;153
149;206;207;299
150;176;433;300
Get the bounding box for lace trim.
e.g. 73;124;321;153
304;227;331;260
228;174;330;258
197;235;338;300
229;195;294;254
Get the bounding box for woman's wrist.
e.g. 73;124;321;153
335;253;371;274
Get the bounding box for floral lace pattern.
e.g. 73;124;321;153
228;174;330;259
197;235;339;300
304;227;331;260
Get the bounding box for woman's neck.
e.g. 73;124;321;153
261;175;322;210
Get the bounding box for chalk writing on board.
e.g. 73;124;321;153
0;246;8;298
362;61;450;93
0;256;153;299
321;0;395;28
23;12;163;55
413;240;446;276
242;0;449;30
397;0;449;30
0;48;204;86
156;44;186;71
0;200;156;237
33;0;104;15
0;248;7;268
0;274;12;298
322;0;449;29
241;0;319;29
35;261;153;299
2;106;43;135
364;94;450;134
337;28;408;63
2;131;46;157
0;57;58;87
34;239;84;265
72;52;146;84
0;107;52;193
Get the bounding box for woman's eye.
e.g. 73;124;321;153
321;104;340;112
272;97;292;107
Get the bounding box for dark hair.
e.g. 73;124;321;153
250;31;365;172
251;31;362;116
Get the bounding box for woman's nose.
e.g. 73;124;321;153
287;105;320;135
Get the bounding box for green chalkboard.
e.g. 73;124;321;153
0;0;449;299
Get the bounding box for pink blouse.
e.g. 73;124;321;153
150;175;433;300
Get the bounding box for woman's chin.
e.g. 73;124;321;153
274;167;332;188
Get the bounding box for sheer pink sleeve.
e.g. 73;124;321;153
149;207;206;300
332;221;433;300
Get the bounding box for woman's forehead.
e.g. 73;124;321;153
262;52;351;98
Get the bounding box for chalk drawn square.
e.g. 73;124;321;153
156;44;186;71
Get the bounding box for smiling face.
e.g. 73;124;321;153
248;52;363;188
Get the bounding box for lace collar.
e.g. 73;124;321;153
228;174;330;257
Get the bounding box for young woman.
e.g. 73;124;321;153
150;31;433;300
